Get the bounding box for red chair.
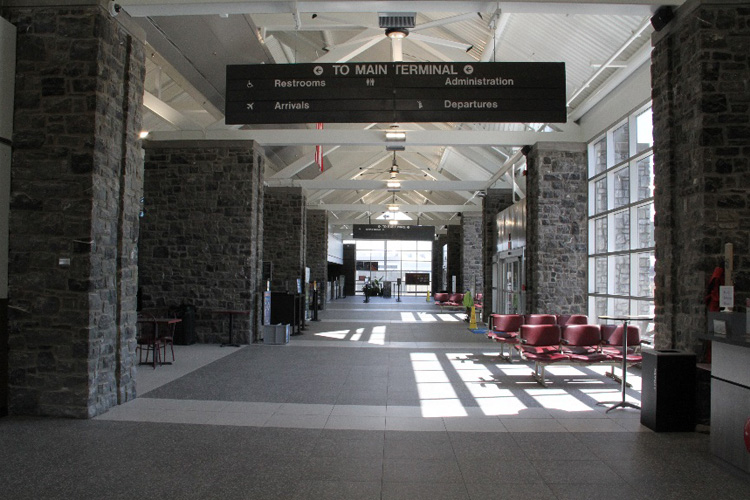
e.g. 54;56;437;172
136;314;162;368
561;324;607;363
524;314;557;325
518;324;566;386
487;314;524;362
556;314;589;334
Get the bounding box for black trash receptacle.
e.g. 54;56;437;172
641;349;696;432
173;304;196;345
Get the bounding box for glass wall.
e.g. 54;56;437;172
588;104;655;340
354;239;432;295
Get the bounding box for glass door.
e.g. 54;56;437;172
497;249;525;314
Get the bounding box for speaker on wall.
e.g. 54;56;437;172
520;145;532;156
651;6;674;32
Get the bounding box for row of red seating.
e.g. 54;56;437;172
487;314;645;386
433;292;483;311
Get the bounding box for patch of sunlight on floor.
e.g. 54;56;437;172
476;395;528;416
420;398;468;418
315;329;351;340
369;325;386;345
350;328;364;341
527;389;594;412
417;382;459;400
400;312;417;322
414;370;451;383
499;365;533;376
464;381;511;398
437;314;461;322
417;312;439;322
545;366;587;377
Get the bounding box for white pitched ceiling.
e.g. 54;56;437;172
120;0;679;235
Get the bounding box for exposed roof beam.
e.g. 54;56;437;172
329;217;461;226
143;91;205;130
120;1;676;18
146;128;583;146
311;203;482;212
266;179;491;191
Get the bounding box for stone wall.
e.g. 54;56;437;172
139;141;264;344
306;210;328;300
446;225;462;292
263;187;306;292
526;143;588;314
652;0;750;350
482;189;514;317
461;213;483;294
6;5;144;417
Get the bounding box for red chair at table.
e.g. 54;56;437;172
136;314;161;368
601;324;644;386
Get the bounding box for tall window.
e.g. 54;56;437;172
353;239;432;295
588;105;655;340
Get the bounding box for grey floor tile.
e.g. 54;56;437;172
300;456;384;482
384;433;457;459
383;458;463;483
292;480;381;500
458;457;544;484
465;481;558;500
531;459;620;483
382;481;471;500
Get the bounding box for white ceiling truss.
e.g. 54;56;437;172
125;0;678;236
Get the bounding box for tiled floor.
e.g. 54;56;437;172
3;296;750;499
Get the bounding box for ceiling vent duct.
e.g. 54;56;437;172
378;12;416;29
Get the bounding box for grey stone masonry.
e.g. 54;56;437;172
526;144;588;314
139;141;264;344
652;0;750;351
306;211;328;302
461;213;483;295
447;225;462;292
264;187;306;293
482;189;514;318
6;5;145;417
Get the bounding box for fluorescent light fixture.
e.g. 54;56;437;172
388;219;399;225
386;130;406;141
139;130;150;139
388;204;399;211
387;180;401;189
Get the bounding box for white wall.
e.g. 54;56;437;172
0;16;16;299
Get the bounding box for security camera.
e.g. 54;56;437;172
108;1;121;17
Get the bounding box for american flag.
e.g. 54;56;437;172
315;123;324;171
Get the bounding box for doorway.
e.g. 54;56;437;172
495;248;525;315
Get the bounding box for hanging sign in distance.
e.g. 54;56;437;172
225;62;566;124
353;224;435;241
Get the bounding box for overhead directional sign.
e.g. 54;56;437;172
353;224;435;241
226;62;566;124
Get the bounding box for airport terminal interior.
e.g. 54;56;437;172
1;0;750;498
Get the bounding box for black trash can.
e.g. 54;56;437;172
172;304;196;345
641;349;696;432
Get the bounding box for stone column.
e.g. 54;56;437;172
651;0;750;350
139;141;264;344
263;187;306;292
461;213;482;294
482;189;514;318
525;143;588;314
6;4;145;417
446;225;462;292
306;210;328;305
